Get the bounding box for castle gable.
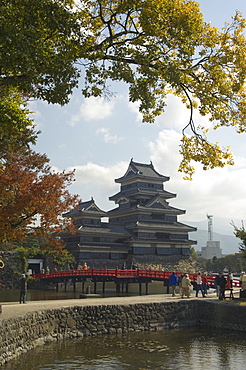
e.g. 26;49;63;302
63;198;107;218
144;196;169;209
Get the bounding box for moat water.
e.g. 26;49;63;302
0;281;168;302
2;327;246;369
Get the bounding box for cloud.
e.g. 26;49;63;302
96;127;124;144
71;161;127;186
63;161;129;210
127;101;143;123
148;129;183;175
68;96;115;126
147;128;246;222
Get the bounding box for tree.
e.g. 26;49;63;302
42;248;75;271
77;0;244;178
0;0;79;105
13;246;39;274
2;0;246;177
0;150;79;247
0;88;38;158
197;253;246;274
232;222;246;257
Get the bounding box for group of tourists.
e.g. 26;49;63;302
169;271;231;299
169;272;194;298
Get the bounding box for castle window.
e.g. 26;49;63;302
152;214;165;220
133;247;146;254
78;252;91;259
156;232;170;240
93;237;100;242
156;247;172;255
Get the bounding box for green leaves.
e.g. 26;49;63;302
76;1;246;176
0;88;38;157
232;221;246;256
0;0;80;104
179;135;234;180
2;0;246;177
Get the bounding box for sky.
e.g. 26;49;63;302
30;0;246;237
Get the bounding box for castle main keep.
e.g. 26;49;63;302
62;160;196;268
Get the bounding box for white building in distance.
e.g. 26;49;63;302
197;216;222;259
201;241;222;259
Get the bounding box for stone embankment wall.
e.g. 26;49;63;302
1;300;246;366
83;254;192;270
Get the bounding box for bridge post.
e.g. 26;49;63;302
102;281;105;294
86;286;91;294
163;278;169;294
139;283;142;295
82;281;85;293
94;281;97;294
116;282;120;293
64;281;67;292
56;283;59;292
126;283;129;293
146;283;149;295
73;281;76;292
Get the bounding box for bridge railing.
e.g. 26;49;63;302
31;269;241;288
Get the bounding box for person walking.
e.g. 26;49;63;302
219;273;227;300
196;273;205;297
202;273;208;296
169;272;179;297
181;274;192;298
19;274;27;304
214;273;221;297
228;272;234;298
179;274;184;296
82;262;88;270
228;272;233;288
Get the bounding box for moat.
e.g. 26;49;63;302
2;327;246;370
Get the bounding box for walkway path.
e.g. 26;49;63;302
0;292;223;321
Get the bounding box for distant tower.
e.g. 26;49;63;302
201;215;222;259
207;214;213;242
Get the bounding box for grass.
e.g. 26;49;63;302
221;299;246;306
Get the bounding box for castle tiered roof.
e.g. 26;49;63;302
115;159;169;183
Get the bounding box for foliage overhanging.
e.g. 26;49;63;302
1;0;246;178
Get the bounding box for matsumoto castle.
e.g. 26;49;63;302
61;160;197;268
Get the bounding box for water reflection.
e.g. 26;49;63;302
2;327;246;370
0;281;166;302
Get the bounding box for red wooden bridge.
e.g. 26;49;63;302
32;268;241;294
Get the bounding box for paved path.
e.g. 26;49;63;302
0;292;222;321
